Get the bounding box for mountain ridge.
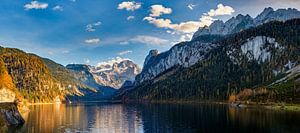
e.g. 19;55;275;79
67;58;141;89
120;18;300;103
192;7;300;39
133;7;300;86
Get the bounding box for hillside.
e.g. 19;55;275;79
121;19;300;103
0;46;84;103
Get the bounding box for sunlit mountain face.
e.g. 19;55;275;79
1;0;300;133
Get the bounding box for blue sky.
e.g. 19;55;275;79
0;0;299;67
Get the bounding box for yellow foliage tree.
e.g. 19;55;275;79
0;59;15;90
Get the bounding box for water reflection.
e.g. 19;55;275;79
11;103;300;133
20;103;143;133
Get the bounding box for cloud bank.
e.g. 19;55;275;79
144;4;235;34
130;35;170;46
118;50;133;55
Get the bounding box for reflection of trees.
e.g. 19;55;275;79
137;104;300;133
136;104;231;133
228;107;300;133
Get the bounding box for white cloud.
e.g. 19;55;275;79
62;50;70;54
85;38;100;44
118;50;133;55
179;33;193;42
206;4;235;17
97;57;131;67
149;5;172;17
130;35;170;46
94;21;102;26
52;5;63;11
24;1;48;10
144;4;234;34
86;21;102;32
117;1;141;11
119;41;129;45
84;58;90;64
143;17;204;33
86;24;95;32
127;16;135;20
187;4;196;10
143;17;172;28
48;51;54;55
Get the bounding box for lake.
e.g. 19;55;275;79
10;102;300;133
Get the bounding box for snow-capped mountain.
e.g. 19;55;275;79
91;57;141;89
66;64;100;90
134;7;300;85
67;57;140;89
192;7;300;39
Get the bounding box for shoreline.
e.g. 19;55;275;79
24;100;300;112
123;100;300;112
28;102;61;105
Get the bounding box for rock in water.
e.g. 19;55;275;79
0;103;25;132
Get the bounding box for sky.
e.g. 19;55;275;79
0;0;299;67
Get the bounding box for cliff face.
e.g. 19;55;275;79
0;103;25;132
135;37;219;84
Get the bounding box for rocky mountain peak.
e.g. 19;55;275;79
144;49;159;67
67;58;141;89
192;7;300;40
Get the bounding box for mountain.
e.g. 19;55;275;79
68;58;141;89
66;58;141;101
66;64;116;101
134;7;300;85
0;46;85;103
192;7;300;39
135;36;220;84
91;58;141;89
120;19;300;102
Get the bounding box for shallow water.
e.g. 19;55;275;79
10;102;300;133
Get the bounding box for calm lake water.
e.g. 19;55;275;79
10;102;300;133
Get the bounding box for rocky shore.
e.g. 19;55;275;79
0;103;25;132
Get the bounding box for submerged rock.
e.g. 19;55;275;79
0;103;25;132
